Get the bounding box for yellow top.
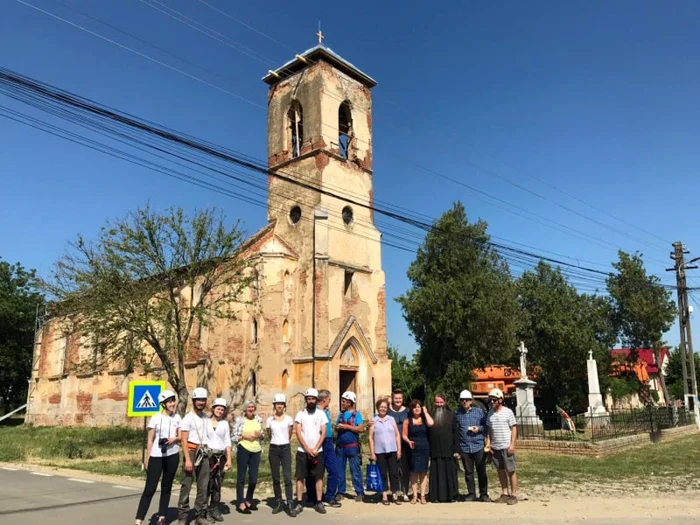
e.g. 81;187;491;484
239;418;262;453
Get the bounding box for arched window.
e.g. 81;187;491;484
281;369;289;390
251;370;257;397
288;101;304;158
282;319;290;343
338;101;352;159
252;318;258;345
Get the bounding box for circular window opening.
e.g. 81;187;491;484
342;206;354;226
289;205;302;225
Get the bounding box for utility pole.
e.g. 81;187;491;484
667;242;699;407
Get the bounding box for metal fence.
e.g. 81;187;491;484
518;406;695;443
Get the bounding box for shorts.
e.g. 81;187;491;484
295;451;325;481
491;448;516;473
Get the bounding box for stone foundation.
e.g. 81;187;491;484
518;425;697;457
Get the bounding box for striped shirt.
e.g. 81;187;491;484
454;406;486;454
486;407;516;450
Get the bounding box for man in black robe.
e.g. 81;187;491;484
427;394;459;502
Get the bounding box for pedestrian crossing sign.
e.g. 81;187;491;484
127;380;166;417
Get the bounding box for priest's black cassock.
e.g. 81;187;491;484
427;407;459;502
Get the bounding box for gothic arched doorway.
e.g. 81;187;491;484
339;343;359;396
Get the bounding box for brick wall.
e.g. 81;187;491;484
519;425;698;457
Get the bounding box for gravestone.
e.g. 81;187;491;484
585;350;610;427
514;342;543;436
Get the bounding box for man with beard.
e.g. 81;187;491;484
177;388;211;525
427;394;459;503
294;388;328;514
387;389;410;501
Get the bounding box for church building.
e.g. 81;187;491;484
26;42;392;425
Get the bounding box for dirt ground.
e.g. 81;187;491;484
4;461;700;524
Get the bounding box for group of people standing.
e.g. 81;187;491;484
133;385;520;525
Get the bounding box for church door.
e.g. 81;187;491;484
339;370;357;396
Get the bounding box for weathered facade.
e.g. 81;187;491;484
26;45;392;425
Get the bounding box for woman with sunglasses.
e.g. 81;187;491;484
134;389;181;525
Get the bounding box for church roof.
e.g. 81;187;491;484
262;45;377;88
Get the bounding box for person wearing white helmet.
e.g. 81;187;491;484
266;393;298;516
204;398;232;522
293;387;328;515
455;389;489;502
485;388;518;505
177;387;211;525
335;391;365;502
134;389;180;525
232;400;265;515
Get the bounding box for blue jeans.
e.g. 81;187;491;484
337;445;363;496
306;438;340;503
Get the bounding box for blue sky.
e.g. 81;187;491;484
2;0;700;354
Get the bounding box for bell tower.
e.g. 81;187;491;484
263;43;389;406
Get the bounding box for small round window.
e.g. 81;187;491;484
342;206;354;226
289;205;301;225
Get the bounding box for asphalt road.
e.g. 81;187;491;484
2;466;700;524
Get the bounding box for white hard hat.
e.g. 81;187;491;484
273;393;287;404
459;390;473;400
158;390;176;403
488;388;504;400
192;387;208;400
304;388;319;398
341;391;357;404
212;397;227;408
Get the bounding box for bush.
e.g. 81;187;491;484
650;389;660;403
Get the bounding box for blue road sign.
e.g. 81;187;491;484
127;380;166;417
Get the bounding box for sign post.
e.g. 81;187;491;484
127;380;166;470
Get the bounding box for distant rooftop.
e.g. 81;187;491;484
262;45;377;88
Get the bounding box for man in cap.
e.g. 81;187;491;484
454;390;489;502
177;387;211;525
306;389;342;508
486;388;518;505
294;388;328;514
335;391;365;502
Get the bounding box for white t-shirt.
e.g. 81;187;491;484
181;411;210;445
266;415;294;445
294;409;328;453
206;418;232;451
148;413;182;458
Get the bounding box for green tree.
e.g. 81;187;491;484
606;251;676;405
45;206;254;414
665;347;700;400
0;259;44;413
387;344;424;402
517;261;616;411
396;202;520;401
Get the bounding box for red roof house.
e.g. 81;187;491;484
610;348;669;376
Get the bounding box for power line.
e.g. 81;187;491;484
1;65;689;294
17;0;670;266
197;0;673;251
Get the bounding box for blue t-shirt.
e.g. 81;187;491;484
324;408;333;439
336;410;364;447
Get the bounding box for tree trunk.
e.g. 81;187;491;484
177;385;189;417
654;346;671;406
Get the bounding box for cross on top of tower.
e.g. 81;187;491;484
317;21;325;46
